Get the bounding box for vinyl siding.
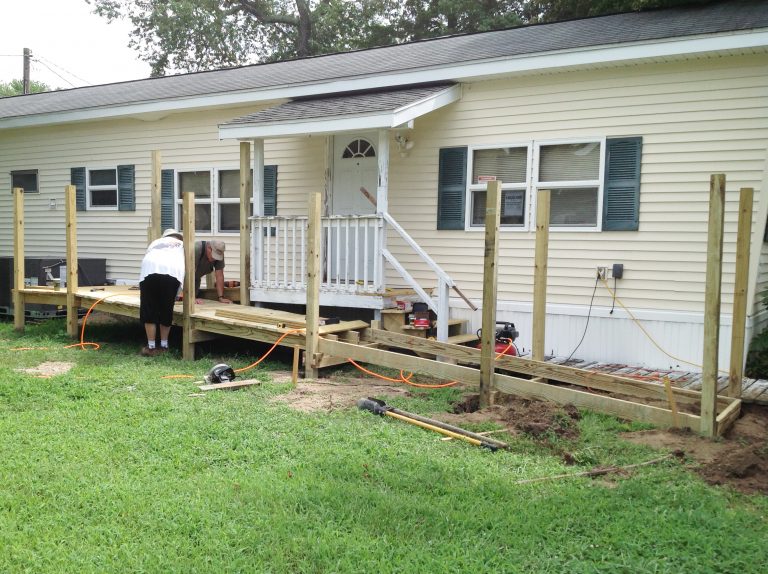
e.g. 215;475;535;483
0;105;323;281
386;54;768;321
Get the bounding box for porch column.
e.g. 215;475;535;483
12;187;24;332
376;130;389;294
251;139;265;304
239;141;252;306
150;150;162;242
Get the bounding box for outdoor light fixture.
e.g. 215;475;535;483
394;132;415;157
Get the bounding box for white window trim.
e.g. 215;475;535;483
465;142;532;232
464;138;606;232
86;167;118;211
172;166;252;235
532;137;606;233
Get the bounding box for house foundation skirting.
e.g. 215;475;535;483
452;301;762;373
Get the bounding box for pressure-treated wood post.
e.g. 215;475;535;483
182;191;196;360
65;185;79;337
532;189;551;365
305;192;322;379
12;187;24;332
240;141;252;306
479;180;502;407
728;187;754;398
150;150;162;242
701;174;725;437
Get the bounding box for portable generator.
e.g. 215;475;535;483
476;322;520;356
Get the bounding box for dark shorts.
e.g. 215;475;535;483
139;274;180;326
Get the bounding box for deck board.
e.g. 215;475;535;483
15;285;768;404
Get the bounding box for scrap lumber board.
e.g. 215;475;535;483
198;379;263;391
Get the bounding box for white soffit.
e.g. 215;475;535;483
218;84;461;140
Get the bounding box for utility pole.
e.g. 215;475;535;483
22;48;31;94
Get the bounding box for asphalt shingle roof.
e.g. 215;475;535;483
1;0;766;121
223;83;455;126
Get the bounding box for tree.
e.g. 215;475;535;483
87;0;526;76
524;0;718;22
0;79;52;97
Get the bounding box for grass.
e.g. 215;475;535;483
1;318;767;573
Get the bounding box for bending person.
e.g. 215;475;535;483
194;240;232;304
139;229;185;356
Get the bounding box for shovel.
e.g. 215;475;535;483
357;398;508;451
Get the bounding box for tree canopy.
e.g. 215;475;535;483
0;79;52;97
87;0;713;77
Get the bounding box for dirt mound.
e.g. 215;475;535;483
622;404;768;495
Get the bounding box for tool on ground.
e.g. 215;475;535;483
204;363;236;385
357;398;508;451
476;321;520;356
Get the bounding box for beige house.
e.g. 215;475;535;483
1;0;767;371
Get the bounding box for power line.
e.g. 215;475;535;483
34;53;92;86
0;54;22;57
31;58;77;88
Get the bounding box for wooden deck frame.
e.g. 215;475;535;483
10;170;749;437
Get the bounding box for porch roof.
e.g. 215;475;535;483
218;83;460;139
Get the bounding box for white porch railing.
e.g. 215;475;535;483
250;213;461;341
251;215;384;293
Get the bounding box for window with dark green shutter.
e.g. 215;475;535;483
161;169;175;230
70;167;86;211
117;164;135;211
437;147;467;230
263;165;278;217
602;137;642;231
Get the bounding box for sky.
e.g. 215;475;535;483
0;0;151;90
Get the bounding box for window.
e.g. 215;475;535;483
218;169;253;232
460;139;605;230
536;141;602;228
11;169;38;193
70;165;135;212
88;168;118;208
177;171;212;232
468;146;529;228
170;167;273;234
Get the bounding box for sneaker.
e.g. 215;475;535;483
140;346;159;357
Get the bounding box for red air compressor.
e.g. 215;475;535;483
476;322;520;356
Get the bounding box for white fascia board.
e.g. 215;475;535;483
390;84;461;127
219;112;394;139
2;29;766;131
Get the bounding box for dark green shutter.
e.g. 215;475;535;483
263;165;277;216
70;167;86;211
117;164;135;211
602;137;642;231
437;147;467;230
161;169;175;231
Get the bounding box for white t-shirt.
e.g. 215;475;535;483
139;236;185;284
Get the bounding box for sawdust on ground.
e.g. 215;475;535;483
18;361;75;377
272;375;768;495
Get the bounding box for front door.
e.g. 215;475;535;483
330;134;379;281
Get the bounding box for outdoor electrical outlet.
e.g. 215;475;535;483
596;266;607;280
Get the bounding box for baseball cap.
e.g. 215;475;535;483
209;240;225;261
162;229;183;240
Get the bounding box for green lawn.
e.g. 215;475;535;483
1;318;766;573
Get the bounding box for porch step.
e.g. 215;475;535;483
446;333;480;345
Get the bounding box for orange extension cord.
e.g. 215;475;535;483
13;296;518;391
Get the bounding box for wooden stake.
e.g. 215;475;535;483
292;345;300;386
305;192;322;379
239;141;252;306
12;187;25;332
662;377;680;428
182;191;196;360
701;174;725;437
728;187;753;397
65;185;79;337
150;150;162;241
532;189;551;367
480;180;502;408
